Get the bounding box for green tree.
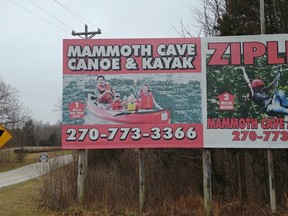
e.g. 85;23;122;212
22;119;36;146
48;132;57;146
190;0;288;37
216;0;288;35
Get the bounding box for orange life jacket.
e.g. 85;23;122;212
139;92;154;109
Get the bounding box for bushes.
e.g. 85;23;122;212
39;157;77;210
39;149;288;215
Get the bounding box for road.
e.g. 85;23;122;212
0;154;74;188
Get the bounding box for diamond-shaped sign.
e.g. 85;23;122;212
0;124;12;148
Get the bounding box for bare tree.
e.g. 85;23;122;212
194;0;226;36
0;77;30;128
174;0;226;37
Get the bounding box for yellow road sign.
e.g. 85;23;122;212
0;124;12;148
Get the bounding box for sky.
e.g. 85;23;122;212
0;0;201;125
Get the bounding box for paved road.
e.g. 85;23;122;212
0;155;74;188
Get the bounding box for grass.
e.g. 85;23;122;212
0;179;51;216
0;154;37;173
0;177;135;216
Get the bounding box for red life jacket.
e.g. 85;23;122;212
139;92;154;109
111;100;123;110
97;83;113;103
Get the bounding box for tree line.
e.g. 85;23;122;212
0;77;61;149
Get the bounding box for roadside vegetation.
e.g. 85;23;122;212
39;149;288;215
1;149;288;215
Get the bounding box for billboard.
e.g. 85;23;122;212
62;34;288;149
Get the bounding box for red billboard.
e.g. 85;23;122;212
62;38;204;149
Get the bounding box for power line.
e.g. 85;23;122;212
30;0;73;31
54;0;107;37
7;0;70;34
54;0;100;30
8;0;109;38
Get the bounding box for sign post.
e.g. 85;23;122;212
203;149;212;216
139;148;145;213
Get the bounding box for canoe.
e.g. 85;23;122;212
87;93;171;124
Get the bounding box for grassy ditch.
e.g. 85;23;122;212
0;179;51;216
1;170;285;216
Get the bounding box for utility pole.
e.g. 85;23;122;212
72;24;101;39
72;24;101;204
260;0;276;213
260;0;265;35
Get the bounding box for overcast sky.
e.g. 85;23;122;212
1;0;201;124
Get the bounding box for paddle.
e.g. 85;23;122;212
114;111;136;116
114;108;170;117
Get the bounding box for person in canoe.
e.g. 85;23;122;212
95;75;115;109
133;79;163;110
127;93;139;112
110;92;123;111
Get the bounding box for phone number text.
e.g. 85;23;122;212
62;124;204;149
232;130;288;141
66;126;197;141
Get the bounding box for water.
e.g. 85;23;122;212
63;73;202;125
